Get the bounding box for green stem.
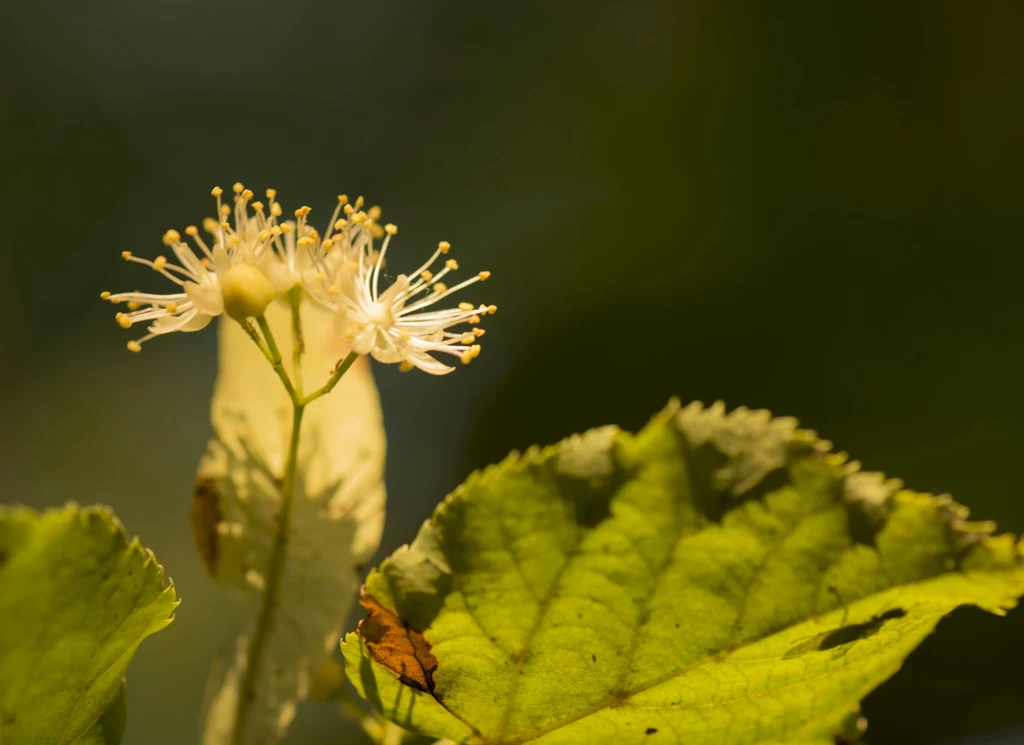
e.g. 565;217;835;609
232;398;305;745
301;351;359;405
256;315;297;401
288;287;305;398
239;319;273;363
231;312;361;744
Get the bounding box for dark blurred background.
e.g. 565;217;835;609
2;1;1023;743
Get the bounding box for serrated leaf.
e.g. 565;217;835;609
195;299;386;745
342;401;1024;745
0;504;177;745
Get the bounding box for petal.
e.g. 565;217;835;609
213;245;232;276
260;254;299;293
182;312;214;332
148;308;206;335
409;351;455;375
185;281;225;316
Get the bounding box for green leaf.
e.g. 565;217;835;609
195;299;386;745
343;401;1024;744
74;681;127;745
0;504;177;745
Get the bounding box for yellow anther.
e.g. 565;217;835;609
100;291;112;300
461;334;475;344
354;195;364;208
421;270;434;281
251;201;264;212
384;223;398;235
433;282;448;294
368;205;382;221
270;225;282;236
185;225;199;236
229;235;240;247
152;256;168;270
438;241;451;253
328;284;341;296
203;218;219;234
487;304;497;314
370;223;384;239
399;330;411;341
167;301;178;313
121;251;132;260
343;204;354;215
445;259;459;271
399;360;414;372
478;270;491;281
315;271;327;282
219;204;231;217
127;300;141;311
344;329;356;340
266;188;277;200
458;301;474;311
259;230;271;241
126;340;142;353
241;188;254;200
345;260;359;271
297;236;314;248
473;327;486;337
295;205;312;218
232;182;244;194
221;221;231;230
280;223;293;233
334;219;347;230
471;344;481;358
162;229;181;245
321;238;334;250
211;186;223;197
270;203;282;217
116;313;132;329
351;212;364;224
109;297;122;304
469;315;481;325
460;350;474;365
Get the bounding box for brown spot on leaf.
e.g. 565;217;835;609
191;477;221;576
357;587;438;693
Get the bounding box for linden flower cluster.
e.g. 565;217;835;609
101;184;495;374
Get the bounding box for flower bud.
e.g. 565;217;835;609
220;264;277;321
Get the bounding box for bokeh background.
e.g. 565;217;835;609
2;1;1023;743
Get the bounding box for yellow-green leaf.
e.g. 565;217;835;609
0;505;176;745
343;402;1024;744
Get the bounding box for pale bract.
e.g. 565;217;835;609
193;297;386;745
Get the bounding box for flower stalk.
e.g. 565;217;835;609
230;301;357;744
102;182;497;745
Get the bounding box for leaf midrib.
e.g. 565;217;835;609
473;513;970;745
490;469;828;743
497;610;932;745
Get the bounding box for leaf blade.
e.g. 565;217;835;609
344;401;1024;744
0;504;176;745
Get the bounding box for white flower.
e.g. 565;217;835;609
102;183;323;352
306;216;495;375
